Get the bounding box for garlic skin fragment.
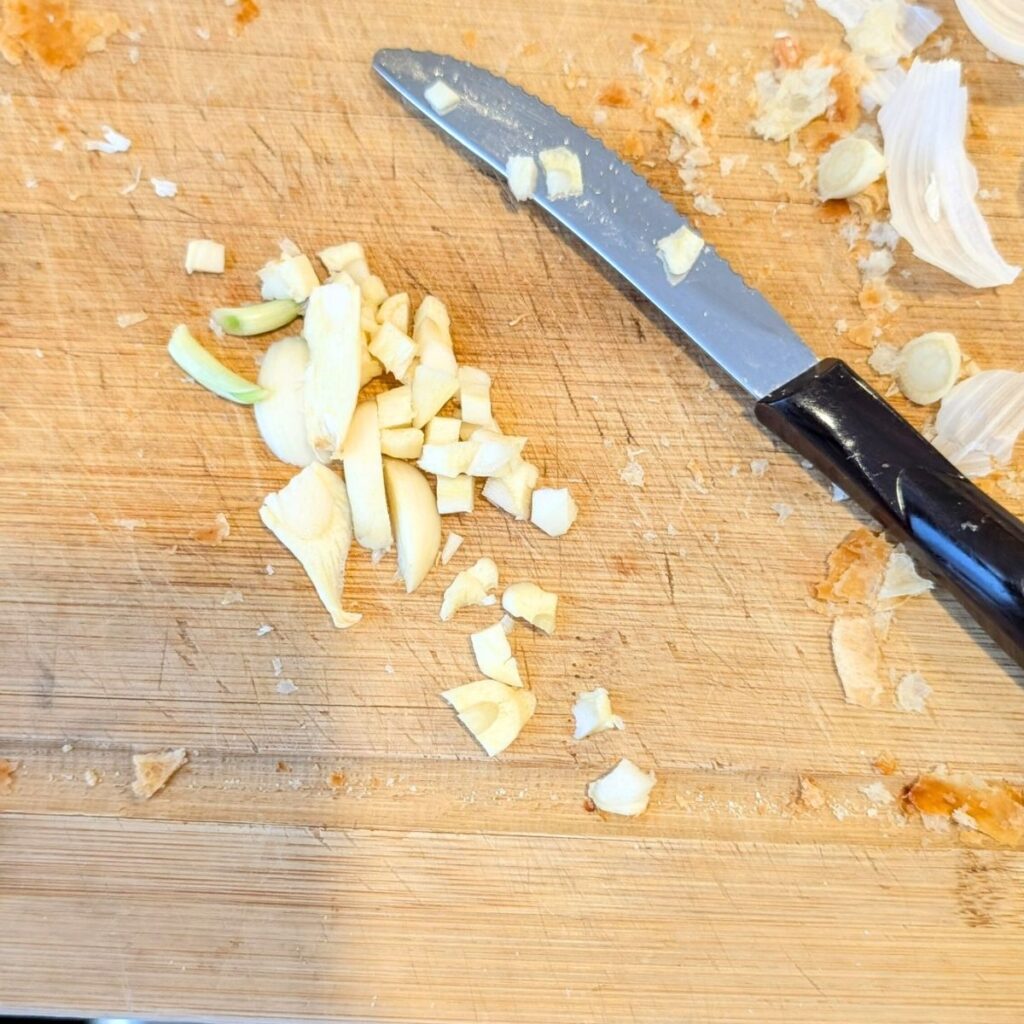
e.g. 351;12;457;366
424;416;462;445
381;457;441;593
482;458;539;520
258;252;320;303
437;475;474;515
752;56;837;141
502;581;558;634
424;79;461;114
440;558;499;621
259;463;361;629
369;322;418;382
184;239;225;274
167;324;268;405
470;622;523;687
440;680;536;757
254;336;317;467
538;146;584;199
587;758;656;817
656;225;705;282
877;59;1020;289
531;487;578;537
506;154;538;201
895;331;960;405
817;137;886;200
376;385;414;428
341;402;393;554
572;687;624;740
303;280;363;461
955;0;1024;66
380;427;424;460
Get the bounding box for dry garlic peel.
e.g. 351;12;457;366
184;239;225;274
167;325;268;405
259;463;361;628
258;252;319;303
470;622;523;687
572;687;624;740
254;336;317;467
506;154;538;201
425;80;461;114
341;402;393;554
441;558;499;621
441;680;536;757
382;457;441;593
539;147;584;199
530;488;578;537
502;581;558;634
895;331;960;405
587;758;656;817
656;225;704;282
817;137;886;200
955;0;1024;65
380;427;424;460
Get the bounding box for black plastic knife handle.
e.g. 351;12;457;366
756;358;1024;668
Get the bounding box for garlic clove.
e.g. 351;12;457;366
539;146;584;199
380;427;424;460
587;758;656;816
440;558;499;621
506;154;538;201
817;137;886;200
530;487;579;537
376;385;413;428
441;680;535;756
502;581;558;634
381;457;441;592
259;463;361;628
254;336;317;467
572;687;624;739
437;474;474;514
470;621;523;687
895;331;960;405
341;401;393;554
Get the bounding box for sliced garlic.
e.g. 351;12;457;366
424;79;461;114
440;557;499;621
895;331;960;405
587;758;656;816
341;401;393;554
437;474;474;514
381;457;440;592
440;532;463;565
380;427;424;460
424;416;462;445
506;154;538;201
440;679;536;757
411;363;460;428
539;146;584;199
254;336;316;467
470;621;523;687
458;366;492;426
502;580;558;634
259;463;361;628
656;224;704;282
418;441;479;478
184;239;225;274
167;324;268;405
368;321;417;382
530;487;578;537
376;385;413;428
817;137;886;200
303;280;363;461
258;252;320;303
482;458;539;520
376;292;410;334
466;429;526;477
572;687;624;740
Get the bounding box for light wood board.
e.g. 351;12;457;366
2;0;1023;1020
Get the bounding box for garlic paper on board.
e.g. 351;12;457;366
877;60;1020;289
587;759;656;816
816;0;942;67
955;0;1024;65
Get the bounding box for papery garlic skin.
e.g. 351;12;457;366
587;758;656;816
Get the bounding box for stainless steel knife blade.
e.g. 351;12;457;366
372;47;818;398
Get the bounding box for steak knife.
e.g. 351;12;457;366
373;48;1024;669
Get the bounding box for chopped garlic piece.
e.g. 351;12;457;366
572;687;624;739
425;79;461;114
502;580;558;634
150;177;178;198
255;336;316;467
380;427;424;460
440;532;463;565
259;463;361;628
318;241;370;280
258;252;319;303
341;402;393;554
360;347;383;388
471;622;523;687
587;758;655;816
376;292;410;334
440;680;536;756
376;385;413;428
817;137;887;200
412;364;459;427
506;154;538;201
440;558;499;621
184;239;225;274
415;294;451;335
437;474;474;514
539;146;584;199
132;748;187;799
466;429;526;477
419;441;479;478
531;487;578;537
424;416;462;445
458;366;492;426
896;331;960;405
368;322;418;382
414;316;457;374
167;324;268;405
84;125;132;154
656;224;704;281
382;457;441;592
483;458;539;520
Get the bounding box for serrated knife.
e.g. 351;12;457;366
373;47;1024;669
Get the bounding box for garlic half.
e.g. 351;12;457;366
572;687;624;740
303;280;363;461
506;154;538;201
877;59;1020;289
530;488;578;537
587;758;656;816
184;239;225;274
440;679;536;756
538;147;584;199
254;336;317;467
470;621;523;687
955;0;1024;66
656;224;705;282
381;457;441;592
424;80;461;114
259;463;361;628
817;137;886;200
502;581;558;634
440;558;499;621
257;252;320;303
341;402;393;554
167;324;268;405
895;331;960;405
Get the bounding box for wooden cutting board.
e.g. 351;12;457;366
2;1;1023;1020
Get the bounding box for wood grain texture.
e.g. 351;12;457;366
1;0;1023;1020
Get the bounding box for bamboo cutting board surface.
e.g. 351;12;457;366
2;1;1024;1021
